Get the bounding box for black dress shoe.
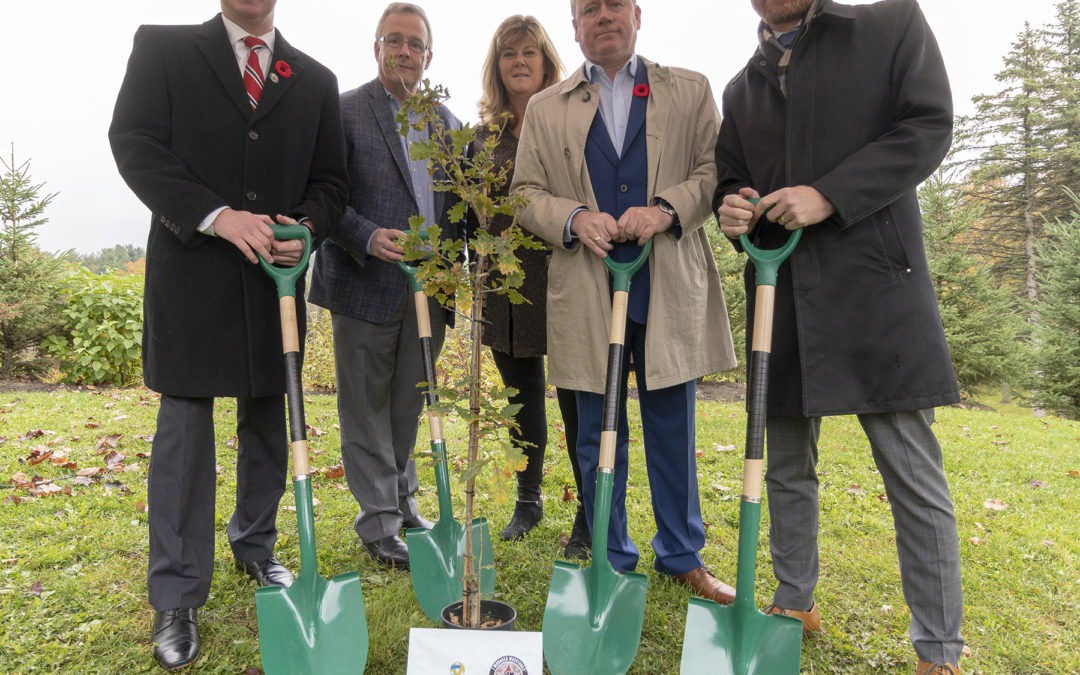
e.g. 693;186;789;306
499;499;543;541
402;514;434;531
151;608;200;671
363;534;410;569
564;502;591;560
235;556;294;588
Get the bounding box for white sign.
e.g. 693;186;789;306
407;627;543;675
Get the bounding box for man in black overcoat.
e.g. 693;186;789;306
109;0;347;668
714;1;964;672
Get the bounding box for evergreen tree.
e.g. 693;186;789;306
920;172;1030;396
1034;190;1080;418
0;145;63;376
953;23;1055;310
77;243;145;273
1041;0;1080;220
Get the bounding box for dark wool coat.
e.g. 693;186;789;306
110;15;348;398
473;130;551;358
714;0;960;416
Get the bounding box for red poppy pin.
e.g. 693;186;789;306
274;60;292;79
633;83;650;98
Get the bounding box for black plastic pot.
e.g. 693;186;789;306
440;599;516;631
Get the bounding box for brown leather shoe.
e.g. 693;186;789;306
669;567;736;605
765;602;821;633
916;662;960;675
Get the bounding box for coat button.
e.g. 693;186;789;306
159;215;166;223
583;91;592;102
248;130;259;141
564;148;571;158
246;191;257;201
759;60;767;67
619;184;629;193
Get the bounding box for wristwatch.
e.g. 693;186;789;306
655;199;678;224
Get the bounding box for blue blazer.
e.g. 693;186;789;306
309;78;461;323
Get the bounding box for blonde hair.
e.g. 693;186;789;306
376;3;433;49
478;16;565;127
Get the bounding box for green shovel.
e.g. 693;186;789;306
680;211;803;674
397;260;494;623
542;240;653;675
255;224;368;674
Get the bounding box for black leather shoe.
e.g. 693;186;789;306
564;502;591;560
234;556;294;588
499;499;543;541
151;608;200;671
402;514;434;531
363;534;410;569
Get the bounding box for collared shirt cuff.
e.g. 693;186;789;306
564;207;587;247
199;206;228;237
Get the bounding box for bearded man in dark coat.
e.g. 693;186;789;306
714;1;964;672
109;0;347;668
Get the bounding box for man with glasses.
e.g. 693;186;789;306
309;2;460;570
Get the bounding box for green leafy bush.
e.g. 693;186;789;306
1034;196;1080;418
301;302;337;391
44;265;144;385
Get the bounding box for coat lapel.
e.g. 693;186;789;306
621;62;649;156
368;85;418;205
642;59;669;199
251;31;303;123
195;15;251;120
560;66;601;208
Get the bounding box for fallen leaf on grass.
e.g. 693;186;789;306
77;467;102;477
29;481;63;497
714;443;737;452
85;420;99;429
1067;470;1078;478
226;435;238;450
71;476;95;487
136;434;154;443
1043;539;1056;547
962;646;973;658
95;434;122;454
135;501;148;513
695;448;705;458
847;485;865;496
110;414;128;422
104;481;132;496
244;668;262;675
322;465;345;480
306;424;326;438
215;465;223;475
3;495;23;505
25;446;52;466
2;558;17;565
29;581;44;596
983;498;1008;511
1030;479;1048;488
562;485;576;502
712;484;732;492
968;537;984;546
104;452;126;471
876;493;889;503
21;430;45;441
9;472;32;489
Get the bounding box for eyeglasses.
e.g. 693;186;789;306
378;34;429;54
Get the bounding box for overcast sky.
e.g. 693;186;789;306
0;0;1060;254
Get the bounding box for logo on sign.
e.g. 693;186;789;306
489;655;528;675
450;662;465;674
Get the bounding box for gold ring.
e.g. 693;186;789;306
780;214;789;224
593;236;603;243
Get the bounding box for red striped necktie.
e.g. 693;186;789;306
242;36;267;109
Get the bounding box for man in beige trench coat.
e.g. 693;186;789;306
511;0;738;603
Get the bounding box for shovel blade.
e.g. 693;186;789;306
255;571;368;675
680;597;802;675
407;517;495;623
542;560;648;675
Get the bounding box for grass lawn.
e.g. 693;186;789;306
0;388;1077;674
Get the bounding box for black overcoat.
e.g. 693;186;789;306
109;15;347;398
714;0;960;416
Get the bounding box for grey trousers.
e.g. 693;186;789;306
147;394;287;610
765;409;964;664
332;292;446;543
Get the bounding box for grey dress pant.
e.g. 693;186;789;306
765;409;964;664
332;291;447;543
147;394;287;610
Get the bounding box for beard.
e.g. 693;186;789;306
751;0;814;26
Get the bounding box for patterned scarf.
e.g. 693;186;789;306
757;0;826;97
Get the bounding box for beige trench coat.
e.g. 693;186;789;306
511;57;736;394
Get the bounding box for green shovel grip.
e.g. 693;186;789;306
395;228;431;292
603;238;654;293
739;197;802;288
258;224;313;298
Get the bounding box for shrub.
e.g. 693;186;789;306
1034;196;1080;418
44;265;144;385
